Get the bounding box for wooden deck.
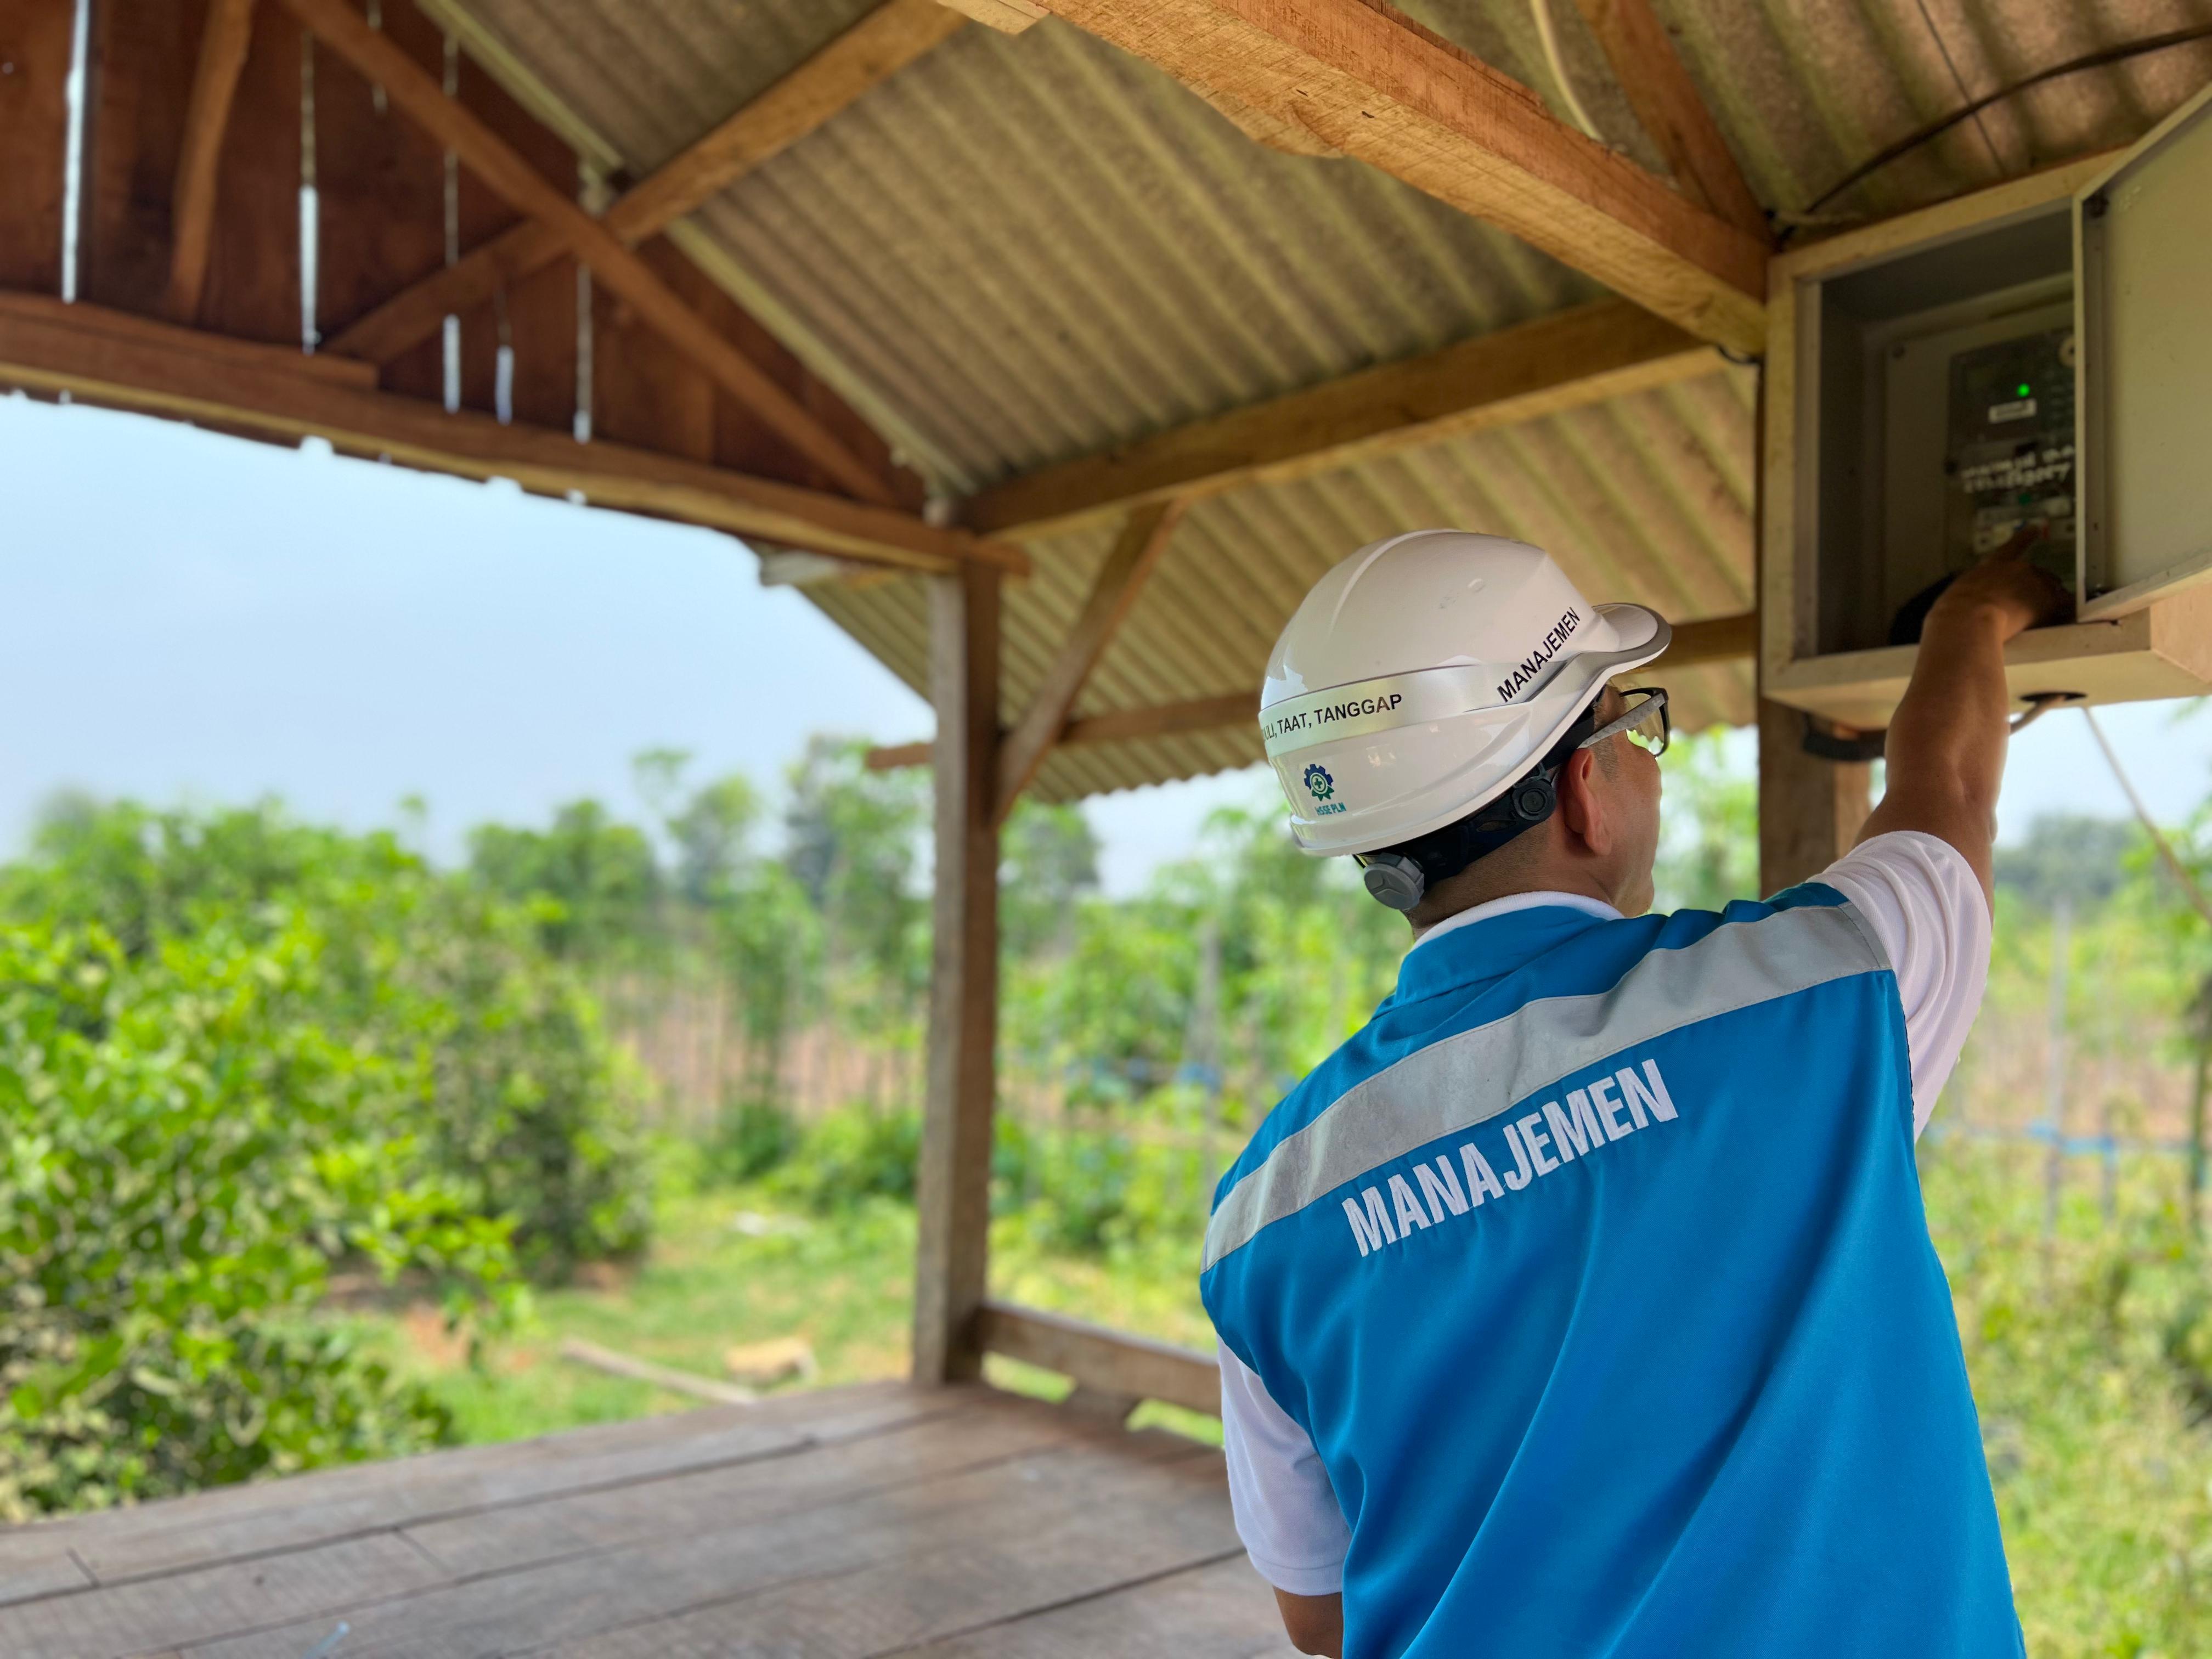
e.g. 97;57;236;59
0;1381;1294;1658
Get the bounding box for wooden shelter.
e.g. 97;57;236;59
2;0;2209;1649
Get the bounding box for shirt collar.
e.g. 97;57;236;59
1408;889;1623;956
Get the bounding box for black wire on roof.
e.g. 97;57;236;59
1784;25;2212;240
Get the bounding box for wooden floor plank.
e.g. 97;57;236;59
1;1381;945;1591
901;1553;1295;1657
179;1435;1222;1658
0;1534;444;1659
0;1546;94;1610
402;1390;1088;1578
544;1451;1240;1657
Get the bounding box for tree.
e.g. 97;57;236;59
1651;728;1758;911
467;800;663;964
782;737;929;1042
1001;800;1101;960
1994;815;2137;914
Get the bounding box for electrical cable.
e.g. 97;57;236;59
1530;0;1604;142
1790;26;2212;229
2080;706;2212;930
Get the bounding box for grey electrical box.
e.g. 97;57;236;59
1765;81;2212;730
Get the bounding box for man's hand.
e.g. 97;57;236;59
1858;533;2073;901
1923;532;2072;641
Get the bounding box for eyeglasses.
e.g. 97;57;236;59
1578;687;1670;758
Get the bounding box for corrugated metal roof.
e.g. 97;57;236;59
431;0;2211;798
809;363;1758;802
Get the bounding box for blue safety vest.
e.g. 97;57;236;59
1202;884;2018;1659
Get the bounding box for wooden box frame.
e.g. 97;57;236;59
1760;151;2212;730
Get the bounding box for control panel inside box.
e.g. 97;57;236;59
1810;207;2076;656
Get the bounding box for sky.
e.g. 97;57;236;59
1;394;2204;899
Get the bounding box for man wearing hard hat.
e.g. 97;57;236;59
1201;530;2065;1658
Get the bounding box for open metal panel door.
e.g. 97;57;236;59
2076;80;2212;622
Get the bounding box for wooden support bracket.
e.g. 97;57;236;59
328;0;966;371
994;498;1186;821
166;0;259;323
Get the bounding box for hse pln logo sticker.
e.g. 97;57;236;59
1303;764;1345;815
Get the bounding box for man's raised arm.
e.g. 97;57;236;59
1856;539;2072;904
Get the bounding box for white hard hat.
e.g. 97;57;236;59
1260;530;1671;856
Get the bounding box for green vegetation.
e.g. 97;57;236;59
8;729;2212;1657
0;800;650;1516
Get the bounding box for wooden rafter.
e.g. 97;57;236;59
1568;0;1766;239
165;0;259;322
865;611;1757;771
328;0;966;368
1028;0;1767;353
965;299;1713;539
994;499;1185;821
0;294;1025;578
276;0;899;505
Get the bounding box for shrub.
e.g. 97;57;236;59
776;1105;923;1210
403;887;653;1279
2;800;654;1284
709;1098;802;1184
0;919;514;1517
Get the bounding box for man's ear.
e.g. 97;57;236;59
1554;748;1612;856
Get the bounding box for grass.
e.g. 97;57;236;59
350;1138;2212;1656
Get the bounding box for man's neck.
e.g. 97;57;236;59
1408;859;1620;936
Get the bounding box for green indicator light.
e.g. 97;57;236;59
2017;382;2032;397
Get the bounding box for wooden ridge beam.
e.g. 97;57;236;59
867;612;1758;771
1029;0;1767;353
277;0;899;505
0;294;1025;577
1570;0;1766;239
994;499;1186;821
328;0;965;369
966;298;1714;539
166;0;259;322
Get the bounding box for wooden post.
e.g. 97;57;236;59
913;565;1001;1384
1755;702;1870;893
1753;341;1867;894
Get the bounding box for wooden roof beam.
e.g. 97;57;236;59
864;610;1757;770
165;0;259;323
278;0;901;506
868;690;1255;772
965;298;1714;539
328;0;966;370
0;293;1025;578
994;498;1186;821
935;0;1046;32
1569;0;1766;239
1029;0;1767;353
